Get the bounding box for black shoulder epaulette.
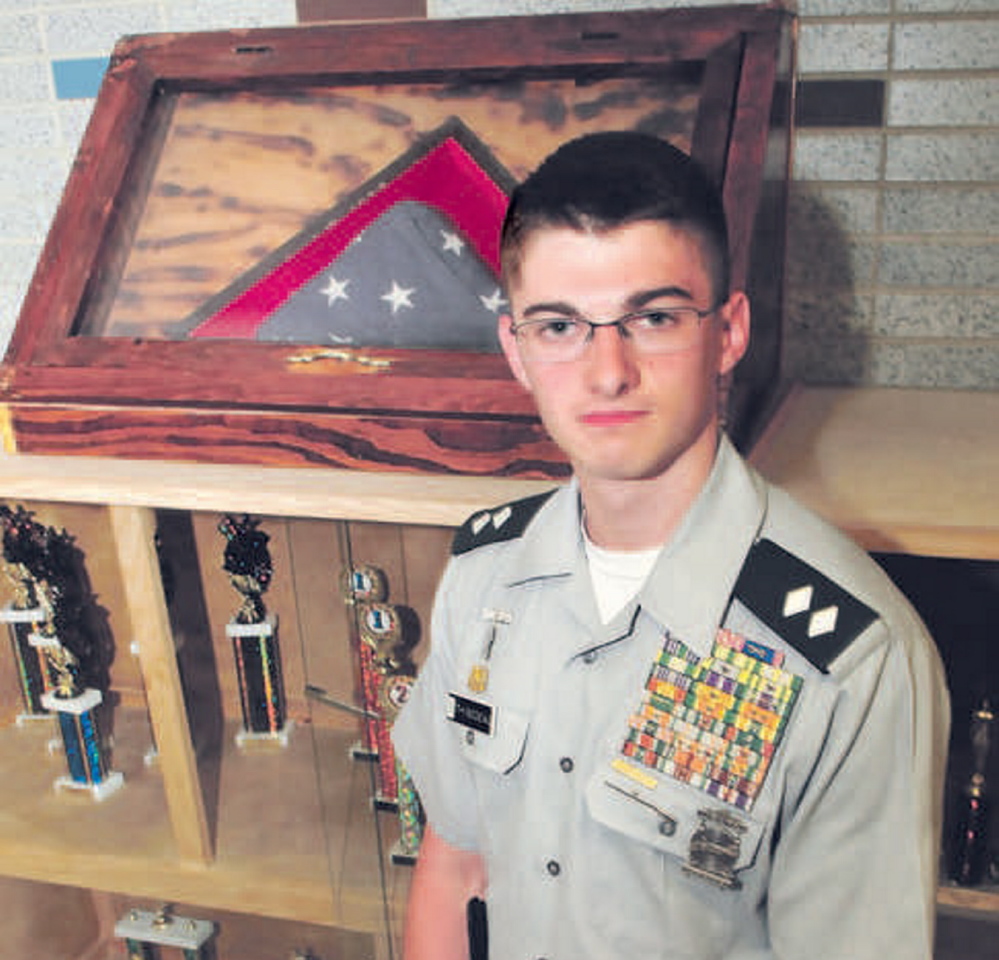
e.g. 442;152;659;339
452;490;557;556
733;539;878;674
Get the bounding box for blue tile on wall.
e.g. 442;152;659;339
52;57;108;100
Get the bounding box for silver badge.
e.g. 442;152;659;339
683;808;747;889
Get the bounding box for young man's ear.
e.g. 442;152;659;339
498;314;533;392
717;291;751;377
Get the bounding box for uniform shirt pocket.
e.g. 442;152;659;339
586;767;766;888
451;692;530;775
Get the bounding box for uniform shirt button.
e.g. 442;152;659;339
582;650;598;665
546;859;561;877
559;756;574;773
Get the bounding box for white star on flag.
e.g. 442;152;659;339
381;281;416;314
319;274;349;306
480;288;508;313
441;230;465;256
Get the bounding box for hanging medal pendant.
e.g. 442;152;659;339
467;608;511;693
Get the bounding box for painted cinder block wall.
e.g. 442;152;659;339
0;0;995;390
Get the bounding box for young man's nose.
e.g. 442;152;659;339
584;323;640;395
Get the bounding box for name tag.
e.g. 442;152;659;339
448;693;494;736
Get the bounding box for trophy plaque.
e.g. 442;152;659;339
115;905;217;960
219;514;290;747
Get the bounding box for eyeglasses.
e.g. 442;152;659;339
509;305;718;363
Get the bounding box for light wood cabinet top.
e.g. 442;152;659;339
749;386;999;560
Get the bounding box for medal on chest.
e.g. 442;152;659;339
466;607;511;693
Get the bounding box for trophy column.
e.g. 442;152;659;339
0;506;63;722
340;562;424;863
41;685;123;800
0;505;121;797
949;698;995;886
0;607;52;722
218;514;291;747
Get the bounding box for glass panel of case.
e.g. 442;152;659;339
73;70;701;348
158;507;451;958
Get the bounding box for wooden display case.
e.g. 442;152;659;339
0;5;794;474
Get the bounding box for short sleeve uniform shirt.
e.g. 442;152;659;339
392;437;949;960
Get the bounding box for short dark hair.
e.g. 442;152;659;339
500;131;730;303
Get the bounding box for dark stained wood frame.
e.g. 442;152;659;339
1;5;794;476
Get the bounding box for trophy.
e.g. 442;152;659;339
949;698;995;886
0;505;122;798
114;905;217;960
219;514;290;747
340;562;424;862
0;505;65;721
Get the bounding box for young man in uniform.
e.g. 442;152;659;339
392;132;950;960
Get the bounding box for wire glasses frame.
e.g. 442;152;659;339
509;304;720;363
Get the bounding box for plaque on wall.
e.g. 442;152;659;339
1;6;793;474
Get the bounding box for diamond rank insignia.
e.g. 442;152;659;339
782;585;813;617
452;491;555;556
619;628;803;812
735;539;877;673
808;605;839;638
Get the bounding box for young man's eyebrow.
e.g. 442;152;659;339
521;300;578;318
520;287;697;320
626;286;695;310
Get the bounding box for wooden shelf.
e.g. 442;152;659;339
0;709;401;933
0;450;555;527
750;385;999;560
937;884;999;921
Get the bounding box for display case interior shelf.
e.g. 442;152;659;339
0;454;554;959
